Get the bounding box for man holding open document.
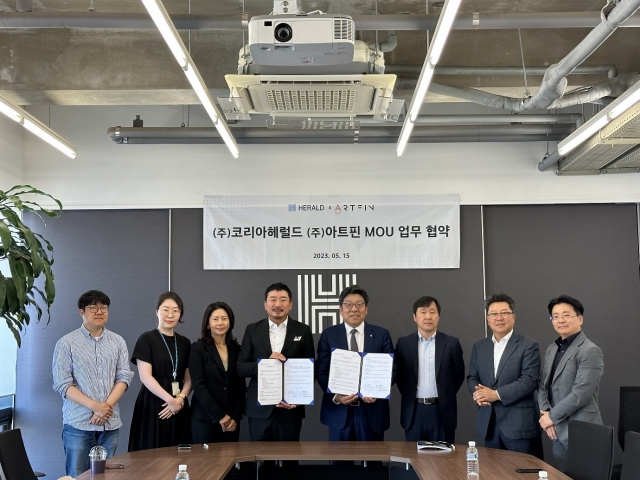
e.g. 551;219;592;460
316;285;394;441
237;283;315;442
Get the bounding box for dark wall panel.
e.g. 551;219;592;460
170;206;486;444
484;204;640;466
17;210;169;479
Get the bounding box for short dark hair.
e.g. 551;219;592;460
485;293;515;313
264;282;292;301
77;290;110;310
156;291;185;323
548;295;584;316
200;301;239;347
413;296;441;315
339;285;369;306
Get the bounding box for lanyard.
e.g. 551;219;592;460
157;329;178;381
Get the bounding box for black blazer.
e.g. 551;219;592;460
237;318;315;419
189;339;246;424
394;331;465;431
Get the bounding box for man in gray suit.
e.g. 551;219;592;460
467;293;543;458
538;294;604;468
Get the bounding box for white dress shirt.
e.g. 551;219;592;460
269;317;288;353
344;322;365;352
492;329;514;377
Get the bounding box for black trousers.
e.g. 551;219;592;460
191;418;240;444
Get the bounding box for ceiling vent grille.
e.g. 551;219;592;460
223;74;396;117
266;89;356;112
334;18;354;41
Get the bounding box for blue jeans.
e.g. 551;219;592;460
62;424;119;477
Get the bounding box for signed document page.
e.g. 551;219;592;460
283;358;315;405
327;349;362;395
359;353;393;399
257;358;283;405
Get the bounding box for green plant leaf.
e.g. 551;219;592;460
8;257;27;307
43;262;55;305
18;226;43;276
0;219;13;253
0;272;6;315
4;278;18;313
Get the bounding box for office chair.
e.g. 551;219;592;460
564;420;614;480
620;431;640;480
0;428;45;480
612;387;640;480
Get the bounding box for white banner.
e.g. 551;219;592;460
203;195;460;269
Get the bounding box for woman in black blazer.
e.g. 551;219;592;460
189;302;246;443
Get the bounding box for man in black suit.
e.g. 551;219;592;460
394;296;465;443
237;282;315;441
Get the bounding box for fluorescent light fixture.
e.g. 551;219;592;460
396;0;462;156
558;115;608;156
140;0;239;158
429;0;463;64
0;94;77;159
558;78;640;156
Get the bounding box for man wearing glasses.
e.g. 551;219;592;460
52;290;133;478
395;295;465;443
538;295;603;469
316;285;393;441
467;293;543;458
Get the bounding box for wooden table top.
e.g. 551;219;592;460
76;441;570;480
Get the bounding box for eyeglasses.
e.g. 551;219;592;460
487;311;513;319
160;307;181;316
342;302;366;310
550;313;577;321
85;305;108;313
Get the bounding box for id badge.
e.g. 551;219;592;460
171;382;180;396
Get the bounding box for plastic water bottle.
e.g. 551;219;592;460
466;441;479;476
539;472;548;479
175;464;190;480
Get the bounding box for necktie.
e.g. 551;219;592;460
350;329;358;352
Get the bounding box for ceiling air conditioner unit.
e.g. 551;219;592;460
558;102;640;174
221;74;397;119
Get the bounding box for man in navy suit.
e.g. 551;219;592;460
237;282;315;442
467;293;543;458
394;296;465;443
316;285;394;441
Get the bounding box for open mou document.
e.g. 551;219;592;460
257;357;314;405
327;348;393;399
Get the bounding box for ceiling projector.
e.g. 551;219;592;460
248;14;355;66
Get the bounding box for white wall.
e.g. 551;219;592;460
22;104;640;208
0;113;24;190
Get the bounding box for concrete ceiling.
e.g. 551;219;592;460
0;0;639;108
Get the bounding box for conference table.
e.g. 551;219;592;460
76;441;570;479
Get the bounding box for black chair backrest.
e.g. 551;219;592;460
565;420;614;480
0;428;38;480
620;431;640;480
618;386;640;450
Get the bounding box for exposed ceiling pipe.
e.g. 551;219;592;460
1;12;640;31
386;65;619;79
362;8;397;53
550;72;640;108
518;0;640;112
107;124;573;145
396;74;639;111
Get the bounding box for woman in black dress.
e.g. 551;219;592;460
189;302;246;443
128;292;192;451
